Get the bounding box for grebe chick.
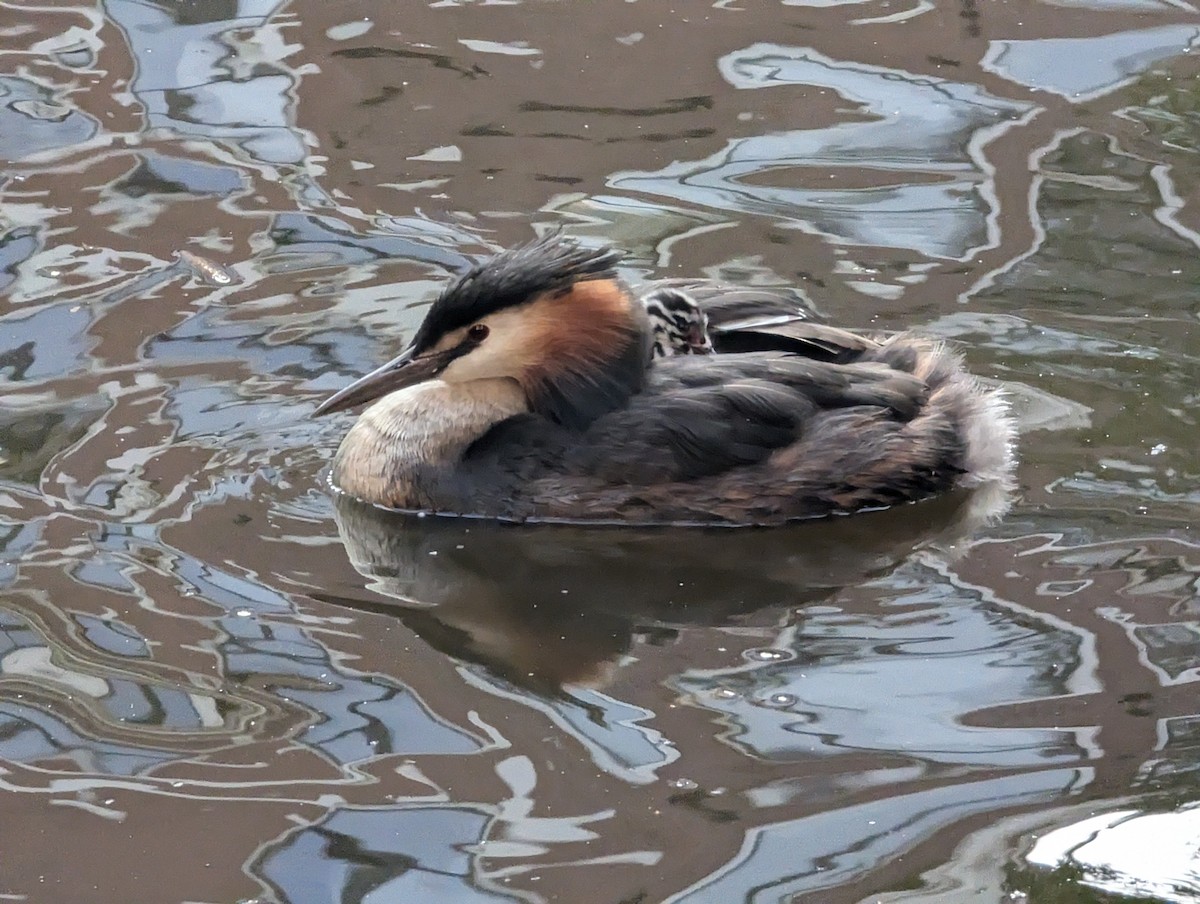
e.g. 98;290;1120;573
643;287;713;357
315;234;1015;526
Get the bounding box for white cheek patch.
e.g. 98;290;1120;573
437;309;536;383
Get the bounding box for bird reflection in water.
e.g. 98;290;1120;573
322;481;1012;699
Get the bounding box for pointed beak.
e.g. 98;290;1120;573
313;345;446;416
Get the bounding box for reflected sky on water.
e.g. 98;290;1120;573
1;1;1198;902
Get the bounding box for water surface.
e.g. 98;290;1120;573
1;2;1198;902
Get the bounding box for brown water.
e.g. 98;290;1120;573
1;2;1198;902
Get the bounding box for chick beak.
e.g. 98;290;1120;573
313;345;446;416
686;323;713;354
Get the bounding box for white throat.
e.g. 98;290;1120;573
331;377;528;507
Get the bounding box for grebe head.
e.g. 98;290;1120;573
642;287;713;358
314;234;653;429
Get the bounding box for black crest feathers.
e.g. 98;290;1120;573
411;232;624;353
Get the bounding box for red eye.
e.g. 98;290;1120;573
468;323;490;341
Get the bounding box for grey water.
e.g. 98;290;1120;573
1;2;1198;902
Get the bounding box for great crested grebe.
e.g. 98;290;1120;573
314;234;1015;525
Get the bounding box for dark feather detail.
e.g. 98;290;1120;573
648;279;817;325
575;379;812;481
412;232;623;353
656;354;927;421
713;321;879;362
461;352;932;492
639;280;878;362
